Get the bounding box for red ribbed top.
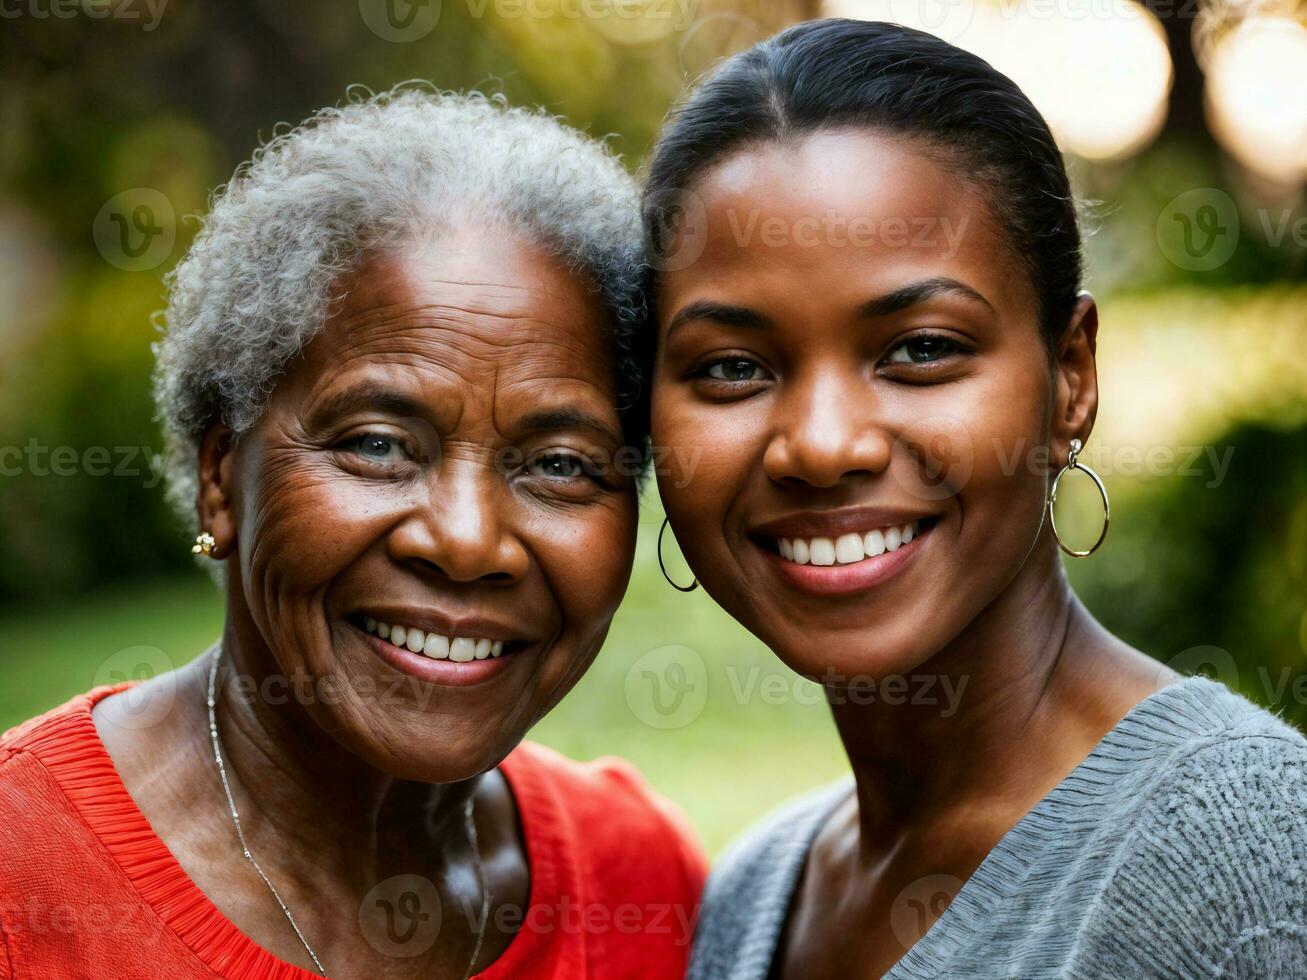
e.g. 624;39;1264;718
0;684;706;978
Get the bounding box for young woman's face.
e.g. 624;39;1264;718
652;129;1086;682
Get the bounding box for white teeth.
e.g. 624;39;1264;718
423;632;449;659
809;537;836;566
777;522;922;567
835;533;864;564
361;619;510;661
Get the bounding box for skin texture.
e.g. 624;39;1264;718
651;129;1177;979
93;224;639;978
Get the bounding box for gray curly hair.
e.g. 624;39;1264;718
153;85;647;532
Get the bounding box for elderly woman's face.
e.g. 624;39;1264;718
210;226;638;781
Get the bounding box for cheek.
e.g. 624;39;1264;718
936;361;1053;551
652;393;760;538
236;442;402;601
524;495;638;631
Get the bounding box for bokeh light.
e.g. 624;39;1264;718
824;0;1173;161
1205;15;1307;184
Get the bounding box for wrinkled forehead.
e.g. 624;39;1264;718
276;232;621;425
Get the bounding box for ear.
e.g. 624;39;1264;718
196;425;238;560
1050;292;1099;471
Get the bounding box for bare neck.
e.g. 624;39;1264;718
828;542;1172;854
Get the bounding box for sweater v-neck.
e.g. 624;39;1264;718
758;677;1230;979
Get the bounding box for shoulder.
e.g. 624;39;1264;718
1131;678;1307;828
689;779;850;980
1090;680;1307;975
0;688;121;858
0;687;126;973
501;741;708;906
0;686;111;796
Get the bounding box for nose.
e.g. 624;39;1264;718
387;461;530;584
762;368;892;488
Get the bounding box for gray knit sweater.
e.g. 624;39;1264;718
689;677;1307;979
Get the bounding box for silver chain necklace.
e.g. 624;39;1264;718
206;650;491;979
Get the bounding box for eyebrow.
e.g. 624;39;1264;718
666;300;772;336
514;407;622;446
664;276;993;338
307;381;429;425
854;276;995;318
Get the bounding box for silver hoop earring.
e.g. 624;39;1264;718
657;517;698;593
1048;438;1110;557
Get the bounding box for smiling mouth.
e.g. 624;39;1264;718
760;517;938;567
348;615;524;662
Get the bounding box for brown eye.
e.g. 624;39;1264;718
885;335;964;365
704;358;765;382
529;451;591;480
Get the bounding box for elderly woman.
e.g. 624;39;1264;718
0;90;704;978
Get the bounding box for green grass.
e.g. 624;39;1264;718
0;523;847;856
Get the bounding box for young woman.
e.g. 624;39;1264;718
643;20;1307;980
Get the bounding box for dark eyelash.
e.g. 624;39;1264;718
530;450;602;480
334;432;415;464
886;333;974;360
687;355;765;380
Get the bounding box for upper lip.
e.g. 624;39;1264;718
349;607;527;643
749;506;936;539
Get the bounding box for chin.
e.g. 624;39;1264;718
762;620;943;688
353;728;520;784
310;695;525;784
